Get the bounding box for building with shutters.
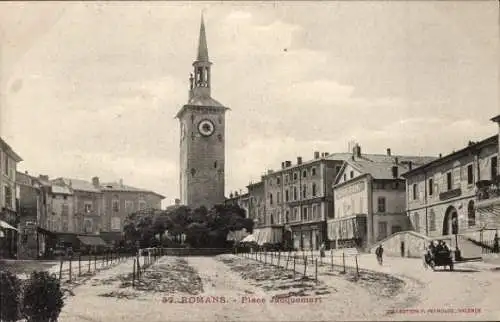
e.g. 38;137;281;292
0;138;23;258
329;144;436;249
402;135;498;245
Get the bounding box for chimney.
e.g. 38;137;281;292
285;161;292;167
392;166;399;178
91;176;100;187
386;148;391;156
38;175;49;181
439;153;442;158
25;170;28;174
297;156;303;165
394;157;399;164
281;162;285;169
352;144;361;158
408;161;413;171
314;151;320;159
324;152;329;157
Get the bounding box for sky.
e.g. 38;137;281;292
0;1;498;208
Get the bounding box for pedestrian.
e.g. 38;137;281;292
319;242;325;258
375;244;384;265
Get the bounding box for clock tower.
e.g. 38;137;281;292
176;16;229;209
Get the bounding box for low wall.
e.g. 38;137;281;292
369;231;431;258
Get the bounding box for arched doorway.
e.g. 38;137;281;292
442;206;459;236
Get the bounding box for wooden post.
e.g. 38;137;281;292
303;256;307;277
132;258;136;287
315;259;318;283
355;255;359;277
330;250;333;271
88;256;91;273
78;254;82;276
264;251;267;265
342;252;346;274
293;255;296;279
94;255;97;271
69;257;72;282
285;252;289;270
278;251;281;267
59;257;63;281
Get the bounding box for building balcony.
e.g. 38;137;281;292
439;188;462;201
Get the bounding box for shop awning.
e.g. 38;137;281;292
0;220;18;231
77;235;107;246
253;227;283;245
328;215;367;240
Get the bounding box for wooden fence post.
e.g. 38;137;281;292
59;257;63;281
315;259;318;283
69;258;72;282
88;256;91;273
303;256;307;277
94;255;97;271
330;250;333;271
78;254;82;276
278;251;281;267
342;252;346;274
355;255;360;278
293;255;296;279
132;258;136;287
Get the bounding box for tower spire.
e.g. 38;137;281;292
197;14;209;62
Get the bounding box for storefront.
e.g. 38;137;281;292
253;226;283;245
0;208;19;259
290;222;326;250
327;214;367;249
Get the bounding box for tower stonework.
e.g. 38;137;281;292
176;16;228;209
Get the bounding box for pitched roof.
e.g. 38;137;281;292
0;137;23;162
52;178;101;193
51;185;73;195
402;134;498;177
101;182;165;199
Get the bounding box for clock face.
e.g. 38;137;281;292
198;119;215;137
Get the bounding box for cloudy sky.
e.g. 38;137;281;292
0;1;498;207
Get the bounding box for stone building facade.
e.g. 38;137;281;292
100;180;164;232
258;152;347;250
403;135;498;243
177;17;228;210
0;137;22;258
328;144;436;250
475;116;500;234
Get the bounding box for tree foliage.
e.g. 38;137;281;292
123;204;253;248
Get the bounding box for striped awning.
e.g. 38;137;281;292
253;227;282;245
77;235;107;246
328;214;366;240
0;220;18;231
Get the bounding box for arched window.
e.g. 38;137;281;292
269;193;273;205
468;200;476;226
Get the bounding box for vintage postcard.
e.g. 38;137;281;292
0;1;499;321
